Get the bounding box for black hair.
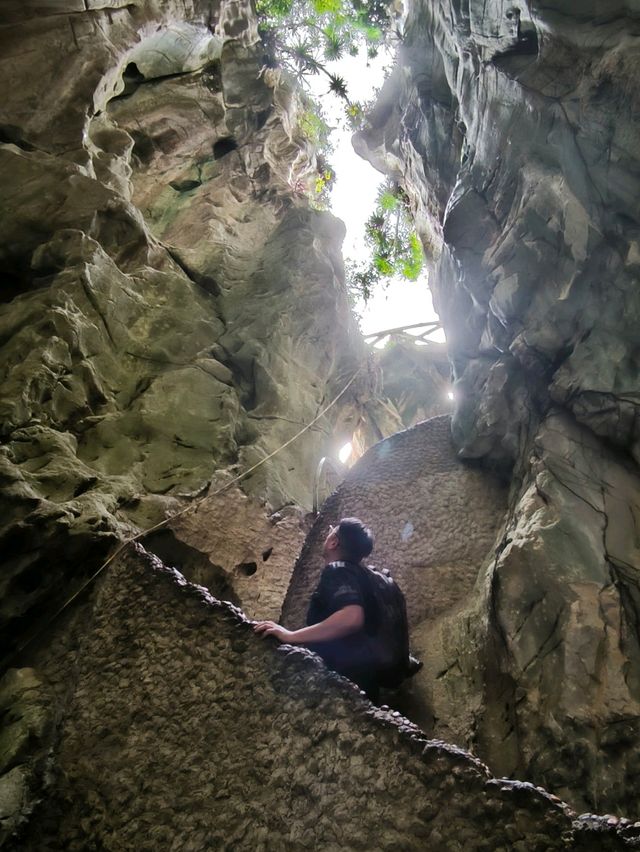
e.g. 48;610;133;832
337;517;374;563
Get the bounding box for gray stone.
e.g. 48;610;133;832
355;0;640;816
0;767;29;837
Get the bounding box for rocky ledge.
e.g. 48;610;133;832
4;544;637;850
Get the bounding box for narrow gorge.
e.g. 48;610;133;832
1;0;640;849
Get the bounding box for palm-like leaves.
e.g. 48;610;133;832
291;39;319;72
323;30;344;61
257;0;392;107
349;181;424;300
255;0;410;305
327;73;348;100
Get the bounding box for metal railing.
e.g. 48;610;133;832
363;320;444;347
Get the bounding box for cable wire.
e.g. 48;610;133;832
4;362;365;668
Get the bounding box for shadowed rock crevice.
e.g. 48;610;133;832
143;528;240;605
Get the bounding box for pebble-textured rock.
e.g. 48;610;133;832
282;415;508;727
6;545;636;851
354;0;640;816
3;0;640;842
284;416;507;630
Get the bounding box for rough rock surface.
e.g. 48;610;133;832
284;416;507;628
169;486;311;620
3;0;640;840
355;0;640;815
282;416;508;716
5;545;636;851
0;0;368;661
376;339;451;429
0;0;474;840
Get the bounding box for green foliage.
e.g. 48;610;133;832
311;149;336;207
328;74;349;99
255;0;294;18
345;101;364;125
257;0;392;104
257;0;415;301
295;98;335;207
314;164;335;206
312;0;342;13
345;259;378;302
343;89;383;131
347;181;425;302
402;232;423;279
378;189;398;211
298;101;333;152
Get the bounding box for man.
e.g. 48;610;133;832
254;517;382;699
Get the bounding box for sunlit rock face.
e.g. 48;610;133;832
3;0;639;844
0;4;467;838
343;340;453;458
355;0;640;814
0;0;370;659
375;338;452;428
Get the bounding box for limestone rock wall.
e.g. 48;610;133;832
0;0;369;658
168;486;311;620
355;0;640;815
377;339;450;427
356;339;453;449
4;0;640;838
4;545;635;850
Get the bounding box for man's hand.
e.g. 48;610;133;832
253;605;364;646
253;621;297;643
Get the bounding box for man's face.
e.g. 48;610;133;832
322;525;339;559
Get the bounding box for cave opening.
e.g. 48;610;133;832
4;0;640;842
236;561;258;576
292;32;454;479
111;61;145;100
212;136;238;158
305;53;446;348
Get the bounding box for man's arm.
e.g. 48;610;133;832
253;605;364;644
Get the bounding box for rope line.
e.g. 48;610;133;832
5;363;365;667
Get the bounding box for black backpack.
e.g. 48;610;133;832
357;564;415;689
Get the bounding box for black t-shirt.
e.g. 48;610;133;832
305;561;377;682
307;561;364;622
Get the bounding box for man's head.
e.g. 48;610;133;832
323;517;374;564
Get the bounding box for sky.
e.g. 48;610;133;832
307;51;445;344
